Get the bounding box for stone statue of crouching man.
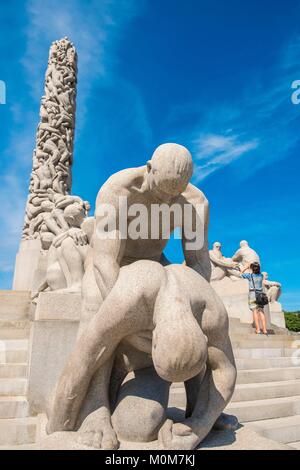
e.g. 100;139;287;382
46;260;237;450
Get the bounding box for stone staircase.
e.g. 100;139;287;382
169;318;300;450
0;291;300;450
0;291;37;449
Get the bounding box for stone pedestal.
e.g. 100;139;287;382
13;239;42;291
211;278;272;329
267;301;286;329
27;292;81;415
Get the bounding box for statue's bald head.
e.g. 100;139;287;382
64;203;85;226
146;143;193;197
213;241;221;250
240;240;249;248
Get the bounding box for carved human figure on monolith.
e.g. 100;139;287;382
47;261;236;450
34;195;91;293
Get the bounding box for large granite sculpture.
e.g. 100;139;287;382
33;143;236;449
23;37;77;242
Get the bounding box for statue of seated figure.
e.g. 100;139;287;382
262;272;282;303
36;198;93;294
46;260;237;450
209;241;239;281
232;240;260;272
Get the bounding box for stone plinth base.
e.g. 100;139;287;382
211;278;272;329
39;424;291;450
268;301;286;329
212;278;252;323
13;239;42;291
27;292;81;415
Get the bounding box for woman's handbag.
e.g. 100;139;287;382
251;274;269;306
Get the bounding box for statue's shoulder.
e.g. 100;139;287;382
181;183;208;204
97;166;145;198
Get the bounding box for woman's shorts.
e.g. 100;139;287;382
248;291;264;311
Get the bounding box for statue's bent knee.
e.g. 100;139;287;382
111;368;170;442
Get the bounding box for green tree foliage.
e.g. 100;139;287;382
284;311;300;332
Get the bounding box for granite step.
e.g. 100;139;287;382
0;417;37;445
288;441;300;450
226;395;300;422
0;363;27;379
0;320;30;340
237;367;300;384
0;443;37;450
249;415;300;444
170;380;300;407
170;367;300;387
0;291;31;321
0;340;29;350
0;397;29;418
232;339;300;349
0;378;27;396
236;357;300;370
0;340;29;364
232;379;300;402
2;350;28;364
234;348;298;359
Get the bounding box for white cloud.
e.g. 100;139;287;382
169;35;300;184
193;133;258;182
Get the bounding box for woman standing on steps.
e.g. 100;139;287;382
240;262;269;335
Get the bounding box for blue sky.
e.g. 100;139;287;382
0;0;299;310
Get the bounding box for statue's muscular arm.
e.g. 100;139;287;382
180;184;211;282
232;249;242;262
209;251;236;269
47;274;147;435
92;181;127;301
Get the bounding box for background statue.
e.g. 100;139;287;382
263;272;282;303
232;240;260;271
209;241;239;281
34;196;91;295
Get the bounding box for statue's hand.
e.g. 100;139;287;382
158;419;200;450
68;228;88;246
231;262;239;269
